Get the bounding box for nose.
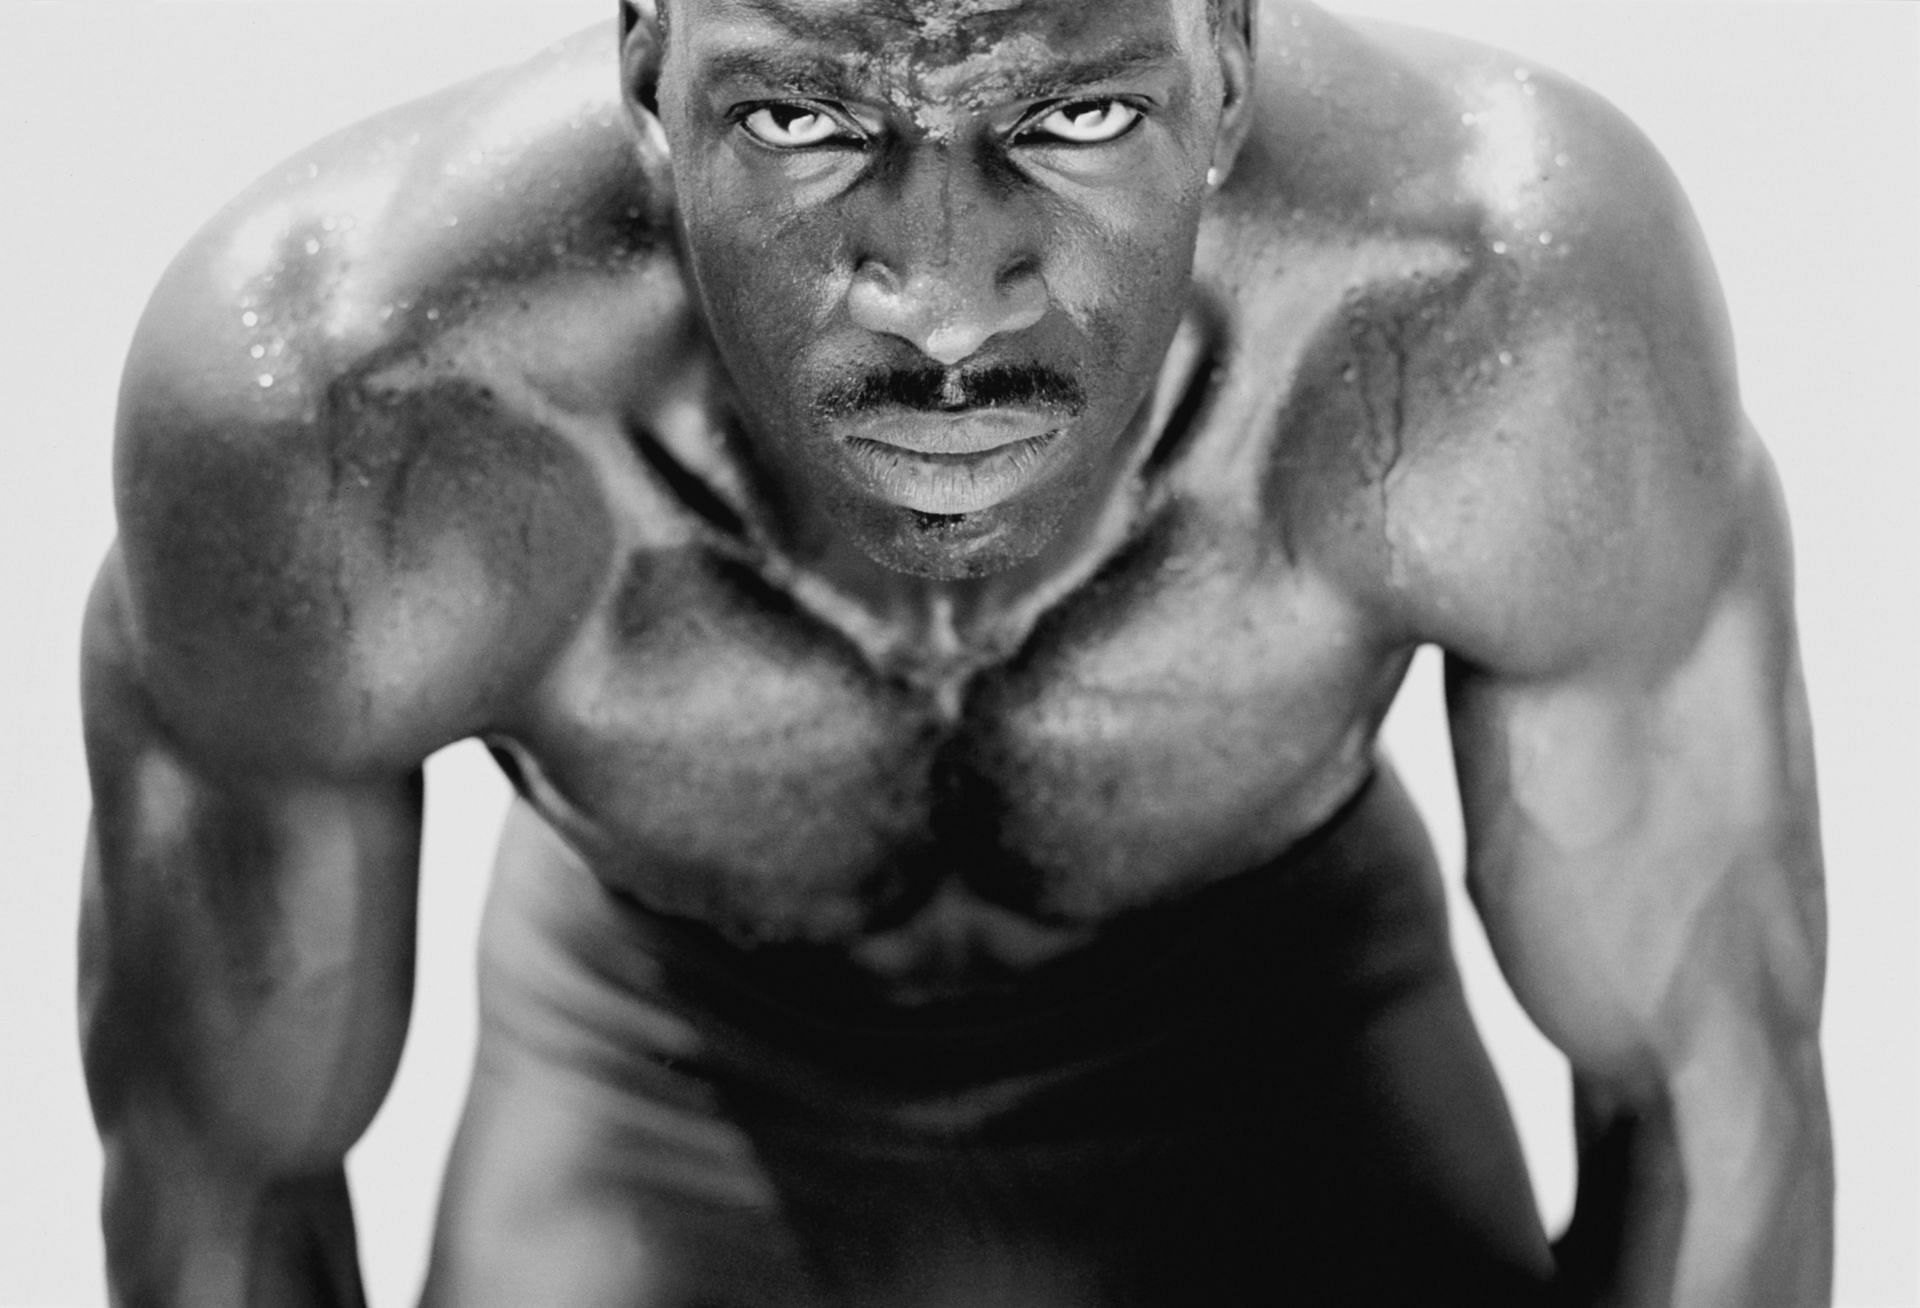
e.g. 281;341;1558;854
845;151;1047;366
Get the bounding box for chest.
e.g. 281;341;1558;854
506;501;1403;945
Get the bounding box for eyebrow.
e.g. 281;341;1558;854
1003;39;1184;101
694;35;1184;105
696;47;867;101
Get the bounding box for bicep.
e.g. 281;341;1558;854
1444;447;1823;1086
81;554;425;1168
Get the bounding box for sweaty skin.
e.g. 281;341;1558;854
80;1;1829;1305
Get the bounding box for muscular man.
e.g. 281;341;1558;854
79;1;1831;1303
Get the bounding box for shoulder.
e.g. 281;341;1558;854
122;19;674;435
108;26;658;774
1242;9;1764;677
1420;34;1757;678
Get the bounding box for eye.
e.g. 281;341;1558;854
1021;99;1143;146
739;103;859;150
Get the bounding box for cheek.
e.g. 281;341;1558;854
677;157;850;337
686;212;849;391
1046;194;1203;366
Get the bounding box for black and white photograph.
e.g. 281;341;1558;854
0;2;1912;1304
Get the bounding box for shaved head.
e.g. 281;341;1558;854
621;0;1251;45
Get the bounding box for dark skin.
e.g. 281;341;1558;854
80;1;1830;1304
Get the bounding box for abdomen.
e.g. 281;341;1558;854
435;771;1552;1305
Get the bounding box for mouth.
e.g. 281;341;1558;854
839;405;1061;453
837;409;1064;514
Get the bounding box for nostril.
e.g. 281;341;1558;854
846;264;914;340
999;266;1047;324
853;258;901;297
996;255;1042;293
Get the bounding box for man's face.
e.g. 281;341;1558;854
651;0;1229;578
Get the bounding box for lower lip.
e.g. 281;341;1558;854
843;434;1060;514
839;425;1064;515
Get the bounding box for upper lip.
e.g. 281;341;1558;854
837;406;1062;456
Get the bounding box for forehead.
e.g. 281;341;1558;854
669;0;1208;105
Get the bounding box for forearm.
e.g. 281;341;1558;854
87;986;390;1308
78;753;419;1306
82;875;408;1306
100;1116;366;1308
84;939;393;1308
1555;1046;1833;1307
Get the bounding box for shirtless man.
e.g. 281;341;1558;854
78;0;1831;1303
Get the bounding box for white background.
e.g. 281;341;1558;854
0;2;1911;1304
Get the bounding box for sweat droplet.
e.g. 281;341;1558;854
241;311;259;327
257;373;275;388
1538;231;1554;246
1513;68;1531;83
1554;152;1569;168
1491;240;1508;255
249;345;266;359
304;238;321;256
1497;351;1514;367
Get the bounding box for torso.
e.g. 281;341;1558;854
153;3;1604;1002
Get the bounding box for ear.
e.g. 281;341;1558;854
1208;0;1256;186
619;0;669;147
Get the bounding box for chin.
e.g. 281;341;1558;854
848;504;1062;580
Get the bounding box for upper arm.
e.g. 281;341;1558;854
1439;439;1830;1300
81;136;602;1155
1442;452;1823;1089
1390;78;1826;1088
80;547;427;1168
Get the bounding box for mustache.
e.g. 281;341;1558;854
813;362;1087;419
